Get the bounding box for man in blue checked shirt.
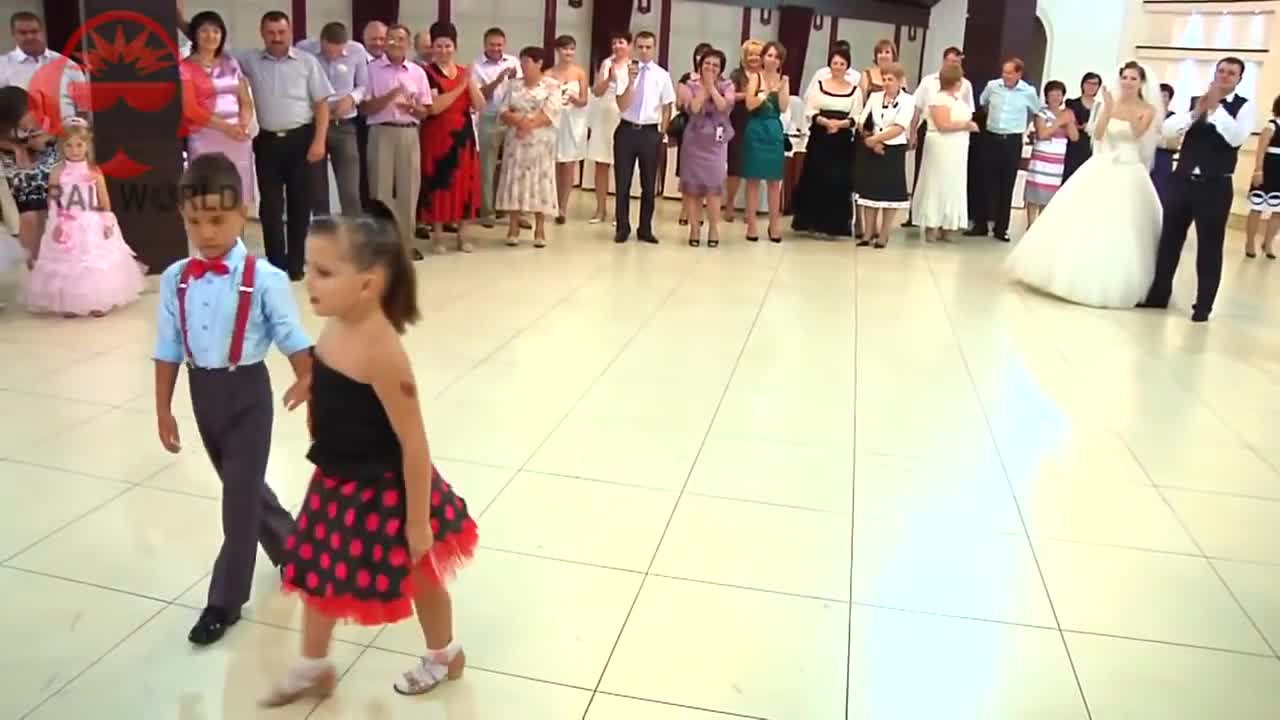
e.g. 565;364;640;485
968;57;1039;242
153;154;314;648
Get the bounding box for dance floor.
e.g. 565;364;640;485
3;199;1280;719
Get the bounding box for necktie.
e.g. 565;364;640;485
634;63;648;117
188;257;230;279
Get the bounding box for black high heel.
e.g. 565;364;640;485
770;235;782;243
708;237;719;248
746;234;759;242
688;236;701;247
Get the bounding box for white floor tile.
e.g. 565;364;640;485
653;494;852;599
0;568;164;718
5;207;1280;714
1036;540;1271;654
310;647;592;719
1068;633;1280;720
850;528;1056;626
27;605;362;719
479;471;676;570
1163;489;1280;564
8;486;223;600
0;462;131;559
600;576;848;718
372;550;641;687
847;605;1087;719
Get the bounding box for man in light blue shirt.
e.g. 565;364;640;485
970;57;1039;241
298;22;370;216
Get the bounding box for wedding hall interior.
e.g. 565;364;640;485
2;0;1280;718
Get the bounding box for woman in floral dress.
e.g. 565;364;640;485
495;46;561;248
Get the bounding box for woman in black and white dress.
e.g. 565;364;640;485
856;63;914;248
791;47;861;239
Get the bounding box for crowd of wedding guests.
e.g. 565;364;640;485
2;5;1277;273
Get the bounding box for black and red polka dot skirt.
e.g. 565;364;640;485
279;464;478;626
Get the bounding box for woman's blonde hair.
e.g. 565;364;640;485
739;39;764;67
939;64;963;89
882;62;906;81
873;38;898;63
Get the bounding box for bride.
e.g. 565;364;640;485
1007;61;1163;308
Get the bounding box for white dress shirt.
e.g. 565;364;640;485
617;60;675;125
913;71;974;127
0;47;82;121
472;52;521;114
1162;91;1257;162
805;66;857;99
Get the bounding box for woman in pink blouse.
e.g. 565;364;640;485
180;11;256;205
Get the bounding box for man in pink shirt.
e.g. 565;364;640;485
361;24;432;257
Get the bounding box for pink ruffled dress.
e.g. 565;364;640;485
24;160;146;315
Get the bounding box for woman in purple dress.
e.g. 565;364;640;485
180;11;256;205
676;48;735;248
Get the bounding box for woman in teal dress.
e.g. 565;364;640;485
742;41;790;243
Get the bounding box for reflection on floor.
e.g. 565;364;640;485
3;198;1280;719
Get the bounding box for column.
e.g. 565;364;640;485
70;0;188;273
962;0;1038;88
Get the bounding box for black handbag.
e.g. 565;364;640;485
667;112;688;143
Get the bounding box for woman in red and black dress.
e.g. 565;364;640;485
418;21;485;254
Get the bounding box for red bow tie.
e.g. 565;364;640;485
188;257;230;279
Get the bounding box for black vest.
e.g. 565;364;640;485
1177;94;1248;177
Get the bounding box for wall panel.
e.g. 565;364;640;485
398;1;440;39
555;0;593;55
668;0;741;80
455;0;543;60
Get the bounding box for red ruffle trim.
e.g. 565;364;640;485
281;519;478;626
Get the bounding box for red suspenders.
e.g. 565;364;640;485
175;255;257;370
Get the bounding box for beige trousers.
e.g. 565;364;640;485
367;124;421;247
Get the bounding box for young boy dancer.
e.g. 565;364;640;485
153;153;314;645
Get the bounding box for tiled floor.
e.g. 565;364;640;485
3;198;1280;719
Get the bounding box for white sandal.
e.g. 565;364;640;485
392;640;466;696
259;657;338;707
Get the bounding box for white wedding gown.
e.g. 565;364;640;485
1006;119;1162;308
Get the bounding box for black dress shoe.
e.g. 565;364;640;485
614;231;630;243
1136;300;1167;309
964;227;988;237
189;606;239;646
1191;304;1210;323
638;234;659;244
995;234;1011;242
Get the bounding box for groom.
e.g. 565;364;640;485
1140;57;1257;322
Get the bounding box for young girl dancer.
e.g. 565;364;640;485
24;118;145;316
263;201;478;705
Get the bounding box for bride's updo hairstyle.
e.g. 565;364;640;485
1119;61;1148;98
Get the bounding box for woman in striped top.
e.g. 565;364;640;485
1024;80;1078;228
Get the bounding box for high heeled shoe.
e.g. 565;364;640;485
393;641;466;696
259;659;338;707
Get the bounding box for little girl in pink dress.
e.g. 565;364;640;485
24;119;145;317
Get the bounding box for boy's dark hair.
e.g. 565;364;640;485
484;27;505;41
310;202;420;333
179;152;243;209
1044;80;1067;98
555;34;576;49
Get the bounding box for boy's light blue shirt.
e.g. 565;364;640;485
153;240;312;368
